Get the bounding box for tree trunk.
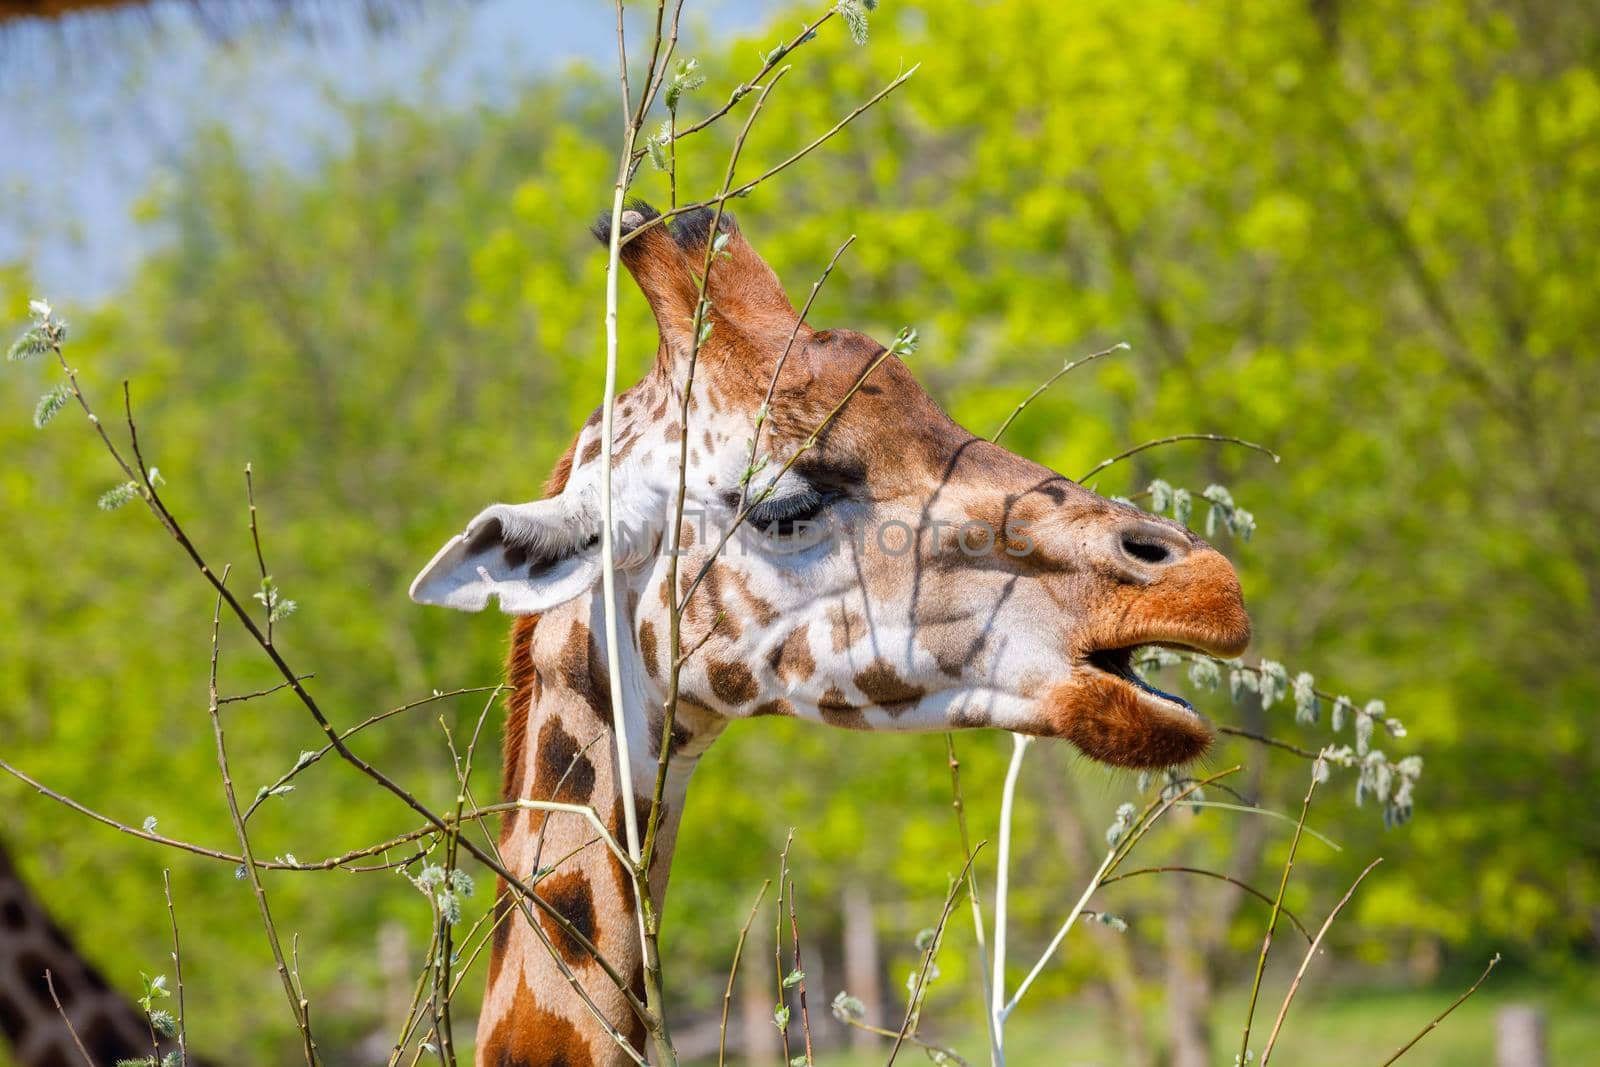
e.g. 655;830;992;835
740;919;782;1063
841;882;884;1053
1495;1005;1547;1067
1163;870;1214;1067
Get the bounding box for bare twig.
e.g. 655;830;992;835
1260;858;1383;1063
162;869;190;1065
218;674;315;704
1238;758;1323;1065
1216;725;1324;761
773;832;796;1064
1000;846;1115;1020
1079;433;1280;482
787;878;815;1066
242;686;506;822
717;880;771;1067
738;233;857;516
205;568;318;1064
635;7;838;161
1099;866;1314;942
1379;953;1502;1066
886;846;982;1066
45;970;96;1067
944;734;1000;1067
990;342;1128;445
244;463;274;645
839;1016;972;1067
622;63;920;246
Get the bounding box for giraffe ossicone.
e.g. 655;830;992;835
412;202;1252;1065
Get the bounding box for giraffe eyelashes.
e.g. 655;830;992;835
745;486;841;537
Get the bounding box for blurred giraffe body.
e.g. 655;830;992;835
409;203;1252;1065
0;839;194;1067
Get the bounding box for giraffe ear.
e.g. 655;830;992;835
409;496;601;615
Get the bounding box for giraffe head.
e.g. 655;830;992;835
412;203;1249;769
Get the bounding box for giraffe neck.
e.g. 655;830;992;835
476;584;716;1067
0;838;182;1067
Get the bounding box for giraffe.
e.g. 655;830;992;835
409;202;1252;1066
0;837;191;1067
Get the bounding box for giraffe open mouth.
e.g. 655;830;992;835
1039;638;1225;769
1084;645;1198;717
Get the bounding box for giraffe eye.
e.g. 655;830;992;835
746;486;838;538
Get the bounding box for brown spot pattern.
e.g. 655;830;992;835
767;625;814;684
707;660;758;706
488;881;514;986
638;620;659;679
830;606;867;654
480;981;597;1067
557;620;612;728
752;698;795;717
818;686;866;729
854;659;924;714
535;871;600;970
533;719;596;803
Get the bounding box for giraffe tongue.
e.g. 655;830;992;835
1088;647;1196;713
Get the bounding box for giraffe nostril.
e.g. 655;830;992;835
1121;535;1172;565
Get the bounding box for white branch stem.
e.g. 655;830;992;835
513;800;631;871
989;732;1032;1047
1001;845;1117;1021
600;183;642;867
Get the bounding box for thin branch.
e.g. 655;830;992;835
1000;844;1115;1021
1098;866;1314;942
1078;433;1280;483
886;845;982;1067
1104;765;1244;876
205;568;318;1064
244;463;273;645
623;63;920;247
717;880;771;1067
162;869;190;1066
773;832;795;1065
636;7;838;162
218;674;315;705
45;971;96;1067
989;342;1128;445
738;234;857;516
243;686;505;822
1379;953;1502;1066
839;1016;972;1067
944;734;1000;1067
1177;801;1342;851
1239;758;1323;1065
787;878;815;1066
1260;858;1384;1063
1216;725;1323;761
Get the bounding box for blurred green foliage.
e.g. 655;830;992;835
1;0;1596;1062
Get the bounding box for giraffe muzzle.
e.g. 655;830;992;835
1035;544;1252;768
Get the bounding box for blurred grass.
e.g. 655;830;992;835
698;979;1600;1067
